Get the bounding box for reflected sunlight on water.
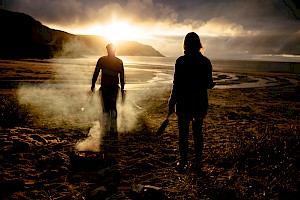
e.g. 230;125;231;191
50;56;299;89
46;56;300;74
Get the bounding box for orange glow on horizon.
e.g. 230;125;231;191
67;20;145;44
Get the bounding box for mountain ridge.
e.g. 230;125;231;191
0;9;164;59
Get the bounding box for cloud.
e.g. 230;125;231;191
149;31;300;59
125;0;174;21
6;0;85;26
5;0;178;27
200;32;300;60
4;0;300;59
6;0;300;34
198;17;246;37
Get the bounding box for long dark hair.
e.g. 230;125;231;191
184;32;202;54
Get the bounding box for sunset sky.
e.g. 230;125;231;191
2;0;300;61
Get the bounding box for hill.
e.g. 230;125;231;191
0;9;163;59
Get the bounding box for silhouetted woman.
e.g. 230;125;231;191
169;32;215;172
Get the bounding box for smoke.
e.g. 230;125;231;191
55;37;92;57
75;121;103;152
17;57;141;152
117;93;141;132
73;92;141;152
17;81;101;128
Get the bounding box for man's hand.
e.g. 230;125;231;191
89;89;94;96
121;89;126;104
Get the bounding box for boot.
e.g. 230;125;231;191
102;112;110;133
110;110;118;134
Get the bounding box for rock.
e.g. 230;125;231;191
143;185;165;199
30;134;48;144
86;186;108;200
70;151;105;171
217;74;229;80
0;179;25;198
11;139;33;152
130;184;165;199
227;111;239;120
38;151;70;169
37;151;71;180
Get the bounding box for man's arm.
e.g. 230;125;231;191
120;62;125;95
91;60;101;91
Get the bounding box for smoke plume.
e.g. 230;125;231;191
17;57;140;152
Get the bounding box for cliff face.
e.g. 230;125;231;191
0;9;163;59
0;9;56;58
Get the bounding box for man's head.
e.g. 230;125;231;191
106;43;116;56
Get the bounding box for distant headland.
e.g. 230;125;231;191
0;9;164;59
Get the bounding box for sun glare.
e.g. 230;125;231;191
79;21;142;43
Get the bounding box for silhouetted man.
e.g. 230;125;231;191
91;43;125;134
169;32;215;173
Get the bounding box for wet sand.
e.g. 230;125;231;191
0;59;299;199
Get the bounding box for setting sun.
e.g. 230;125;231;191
102;21;142;42
71;20;143;43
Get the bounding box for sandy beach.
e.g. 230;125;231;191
0;59;299;199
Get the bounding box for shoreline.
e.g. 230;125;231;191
1;58;299;91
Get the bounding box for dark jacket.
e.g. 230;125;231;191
169;52;214;117
91;55;124;92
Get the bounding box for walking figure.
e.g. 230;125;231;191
91;43;125;134
168;32;215;172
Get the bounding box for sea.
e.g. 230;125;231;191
45;56;299;90
49;56;300;73
127;57;299;73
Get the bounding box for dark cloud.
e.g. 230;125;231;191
201;33;300;60
3;0;178;26
165;0;300;32
4;0;299;27
5;0;298;28
2;0;300;59
4;0;110;25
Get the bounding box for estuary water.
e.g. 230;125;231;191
47;56;300;90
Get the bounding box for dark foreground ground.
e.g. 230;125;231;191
0;60;300;199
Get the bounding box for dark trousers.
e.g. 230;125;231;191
178;113;204;165
101;87;118;112
100;87;119;133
